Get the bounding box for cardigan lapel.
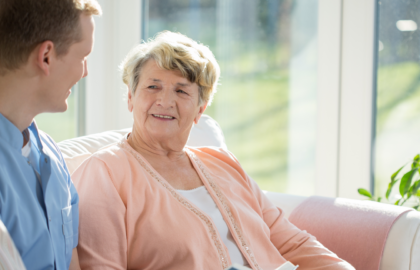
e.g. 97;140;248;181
186;149;261;270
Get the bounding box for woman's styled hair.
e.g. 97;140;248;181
121;31;220;105
0;0;102;74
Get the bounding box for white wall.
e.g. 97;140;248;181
85;0;140;135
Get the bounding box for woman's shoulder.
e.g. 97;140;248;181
72;141;136;182
187;146;236;161
87;142;131;165
186;146;245;176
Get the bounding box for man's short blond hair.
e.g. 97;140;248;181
121;31;220;105
0;0;102;74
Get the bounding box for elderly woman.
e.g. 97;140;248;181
73;31;354;270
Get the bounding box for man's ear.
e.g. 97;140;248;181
194;102;208;124
127;88;134;112
36;41;55;76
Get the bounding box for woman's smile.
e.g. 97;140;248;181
151;114;176;120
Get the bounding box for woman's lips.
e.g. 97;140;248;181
152;114;176;120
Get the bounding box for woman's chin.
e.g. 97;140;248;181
148;131;187;146
149;131;177;141
142;123;190;146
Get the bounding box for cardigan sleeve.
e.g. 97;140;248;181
72;156;127;270
248;178;355;270
203;147;355;270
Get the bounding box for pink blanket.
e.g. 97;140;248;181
289;196;412;270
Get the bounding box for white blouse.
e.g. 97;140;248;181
177;186;249;267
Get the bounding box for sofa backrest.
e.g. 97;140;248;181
59;114;227;174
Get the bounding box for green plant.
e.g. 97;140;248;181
358;154;420;210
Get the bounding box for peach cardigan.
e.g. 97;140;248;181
72;138;354;270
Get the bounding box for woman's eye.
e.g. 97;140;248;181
148;85;158;89
177;89;187;94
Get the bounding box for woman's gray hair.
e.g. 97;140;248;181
121;31;220;105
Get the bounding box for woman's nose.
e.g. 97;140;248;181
156;89;175;108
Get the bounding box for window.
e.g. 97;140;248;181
76;0;382;198
34;79;86;142
374;0;420;198
145;0;319;195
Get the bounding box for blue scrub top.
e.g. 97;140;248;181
0;113;79;270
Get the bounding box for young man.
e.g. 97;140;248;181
0;1;101;269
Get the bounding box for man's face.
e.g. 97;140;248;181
41;13;95;113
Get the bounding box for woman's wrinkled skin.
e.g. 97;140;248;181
127;59;207;190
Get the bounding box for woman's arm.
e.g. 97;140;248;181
72;157;127;270
207;147;354;270
248;178;355;270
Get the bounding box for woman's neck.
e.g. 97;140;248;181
127;127;186;162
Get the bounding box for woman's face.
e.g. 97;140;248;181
128;59;207;147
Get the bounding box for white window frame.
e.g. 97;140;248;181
85;0;378;199
316;0;377;199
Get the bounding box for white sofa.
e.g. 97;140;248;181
58;115;420;270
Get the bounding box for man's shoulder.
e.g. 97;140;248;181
0;136;24;177
38;129;59;151
35;129;74;188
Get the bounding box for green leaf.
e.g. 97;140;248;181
412;154;420;169
391;164;406;181
409;180;420;196
414;205;419;210
377;197;382;202
399;169;417;197
417;189;420;197
386;179;399;200
395;199;401;205
358;188;372;199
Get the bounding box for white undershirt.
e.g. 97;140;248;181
177;186;248;267
21;139;31;158
21;133;42;186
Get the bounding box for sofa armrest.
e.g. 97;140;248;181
381;210;420;269
265;192;420;270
